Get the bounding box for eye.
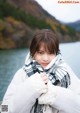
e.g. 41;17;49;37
38;51;44;54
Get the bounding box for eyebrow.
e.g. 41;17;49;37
37;50;44;52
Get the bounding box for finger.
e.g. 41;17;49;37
41;73;47;76
43;76;48;81
41;76;48;81
41;74;48;78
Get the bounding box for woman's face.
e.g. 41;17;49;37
34;44;56;68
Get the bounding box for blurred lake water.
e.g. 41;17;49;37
0;42;80;101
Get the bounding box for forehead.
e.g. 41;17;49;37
39;44;44;50
38;43;49;52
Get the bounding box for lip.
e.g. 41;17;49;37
41;63;49;66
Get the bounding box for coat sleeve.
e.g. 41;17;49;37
50;83;80;113
38;81;80;113
2;68;47;113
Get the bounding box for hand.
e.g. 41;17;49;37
29;72;48;94
40;73;48;85
38;81;57;105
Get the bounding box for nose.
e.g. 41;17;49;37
43;54;49;61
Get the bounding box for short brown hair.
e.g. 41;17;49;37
30;29;59;57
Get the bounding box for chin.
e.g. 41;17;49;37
41;65;47;68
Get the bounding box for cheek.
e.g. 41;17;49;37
35;57;42;64
50;55;56;60
34;54;40;61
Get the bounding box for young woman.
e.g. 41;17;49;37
2;29;80;113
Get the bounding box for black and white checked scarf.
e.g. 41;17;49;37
23;51;70;113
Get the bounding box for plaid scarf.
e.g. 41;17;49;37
23;51;70;113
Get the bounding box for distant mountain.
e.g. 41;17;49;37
64;20;80;31
0;0;80;49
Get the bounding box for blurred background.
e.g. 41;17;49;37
0;0;80;101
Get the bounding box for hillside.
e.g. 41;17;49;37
0;0;80;49
64;20;80;31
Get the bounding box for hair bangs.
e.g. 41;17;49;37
37;37;56;54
